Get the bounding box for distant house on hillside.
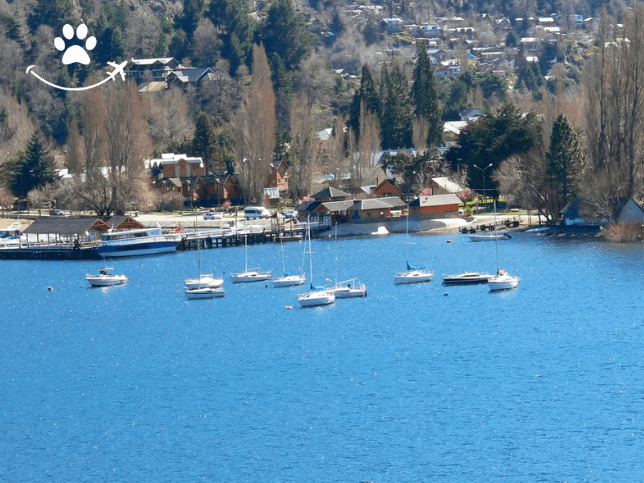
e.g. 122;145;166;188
430;177;465;196
148;153;205;179
127;57;182;81
615;198;644;224
167;67;215;87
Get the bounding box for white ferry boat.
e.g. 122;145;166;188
94;224;181;257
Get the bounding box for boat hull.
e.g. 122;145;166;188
95;240;178;257
86;275;128;287
298;290;335;307
488;274;520;291
272;275;305;287
469;233;511;242
230;271;272;283
185;287;225;299
394;270;434;284
442;272;494;285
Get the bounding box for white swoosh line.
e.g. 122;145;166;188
26;65;124;91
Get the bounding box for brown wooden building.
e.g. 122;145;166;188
409;194;461;216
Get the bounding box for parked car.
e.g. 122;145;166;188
203;212;222;220
281;209;298;219
51;209;65;216
244;206;271;219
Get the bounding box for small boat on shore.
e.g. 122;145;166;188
442;272;494;286
86;267;128;287
469;232;512;242
371;226;389;236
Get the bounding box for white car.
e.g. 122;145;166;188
203;212;222;220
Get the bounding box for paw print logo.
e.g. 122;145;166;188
54;24;97;66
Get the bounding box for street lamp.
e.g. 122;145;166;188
473;163;493;212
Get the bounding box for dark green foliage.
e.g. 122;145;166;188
9;134;56;198
330;12;345;34
505;30;517;47
547;114;584;209
516;62;544;91
443;79;469;120
363;19;381;45
381;64;412;149
27;0;74;33
91;3;129;65
412;42;442;146
175;0;207;41
445;102;541;197
257;0;313;73
347;65;381;138
192;112;218;174
458;70;507;99
0;12;21;42
169;30;190;62
207;0;257;76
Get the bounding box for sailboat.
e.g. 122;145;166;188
185;214;225;299
230;232;271;283
272;237;305;287
297;220;335;307
488;200;520;292
394;205;433;284
331;224;367;298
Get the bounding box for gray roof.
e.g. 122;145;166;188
318;200;355;212
311;186;351;199
348;199;396;211
409;194;461;207
377;197;406;208
23;217;108;235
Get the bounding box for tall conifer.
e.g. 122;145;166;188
547;114;584;208
381;63;412;149
348;65;381;139
412;42;442;146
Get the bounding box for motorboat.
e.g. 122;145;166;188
442;272;494;286
95;223;181;257
394;262;434;285
469;232;511;242
333;278;367;298
371;226;389;236
0;222;25;247
488;269;520;291
86;267;128;287
184;286;225;299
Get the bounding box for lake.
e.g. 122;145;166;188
1;231;643;482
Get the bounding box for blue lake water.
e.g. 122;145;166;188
1;232;643;482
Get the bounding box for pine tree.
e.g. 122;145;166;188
27;0;74;34
412;42;442;146
347;65;381;139
547;114;584;208
381;63;412;150
207;0;257;76
9;134;56;198
193;112;218;175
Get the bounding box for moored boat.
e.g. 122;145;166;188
488;269;520;291
394;262;434;284
333;278;367;298
94;223;180;257
469;232;511;242
442;272;494;285
184;274;224;289
184;286;225;299
86;267;128;287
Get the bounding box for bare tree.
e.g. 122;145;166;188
191;19;220;68
0;90;34;161
349;101;381;191
297;55;336;110
234;44;276;205
66;119;84;175
0;186;13;215
289;93;314;199
582;6;644;219
144;87;194;149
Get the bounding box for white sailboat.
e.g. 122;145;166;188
272;237;305;287
331;224;367;297
185;215;225;299
230;232;271;283
488;200;519;292
394;205;433;284
297;221;335;307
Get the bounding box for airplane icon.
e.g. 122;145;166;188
106;61;128;81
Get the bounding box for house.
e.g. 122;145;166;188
347;199;395;220
430;177;465;196
443;121;468;145
263;187;281;207
560;198;607;227
127;57;182;81
615;198;644;224
311;187;351;202
312;200;355;223
167;67;215;87
459;106;484;121
408;194;461;216
148;153;205;179
374;179;403;199
105;216;145;231
382;18;404;33
267;159;289;193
